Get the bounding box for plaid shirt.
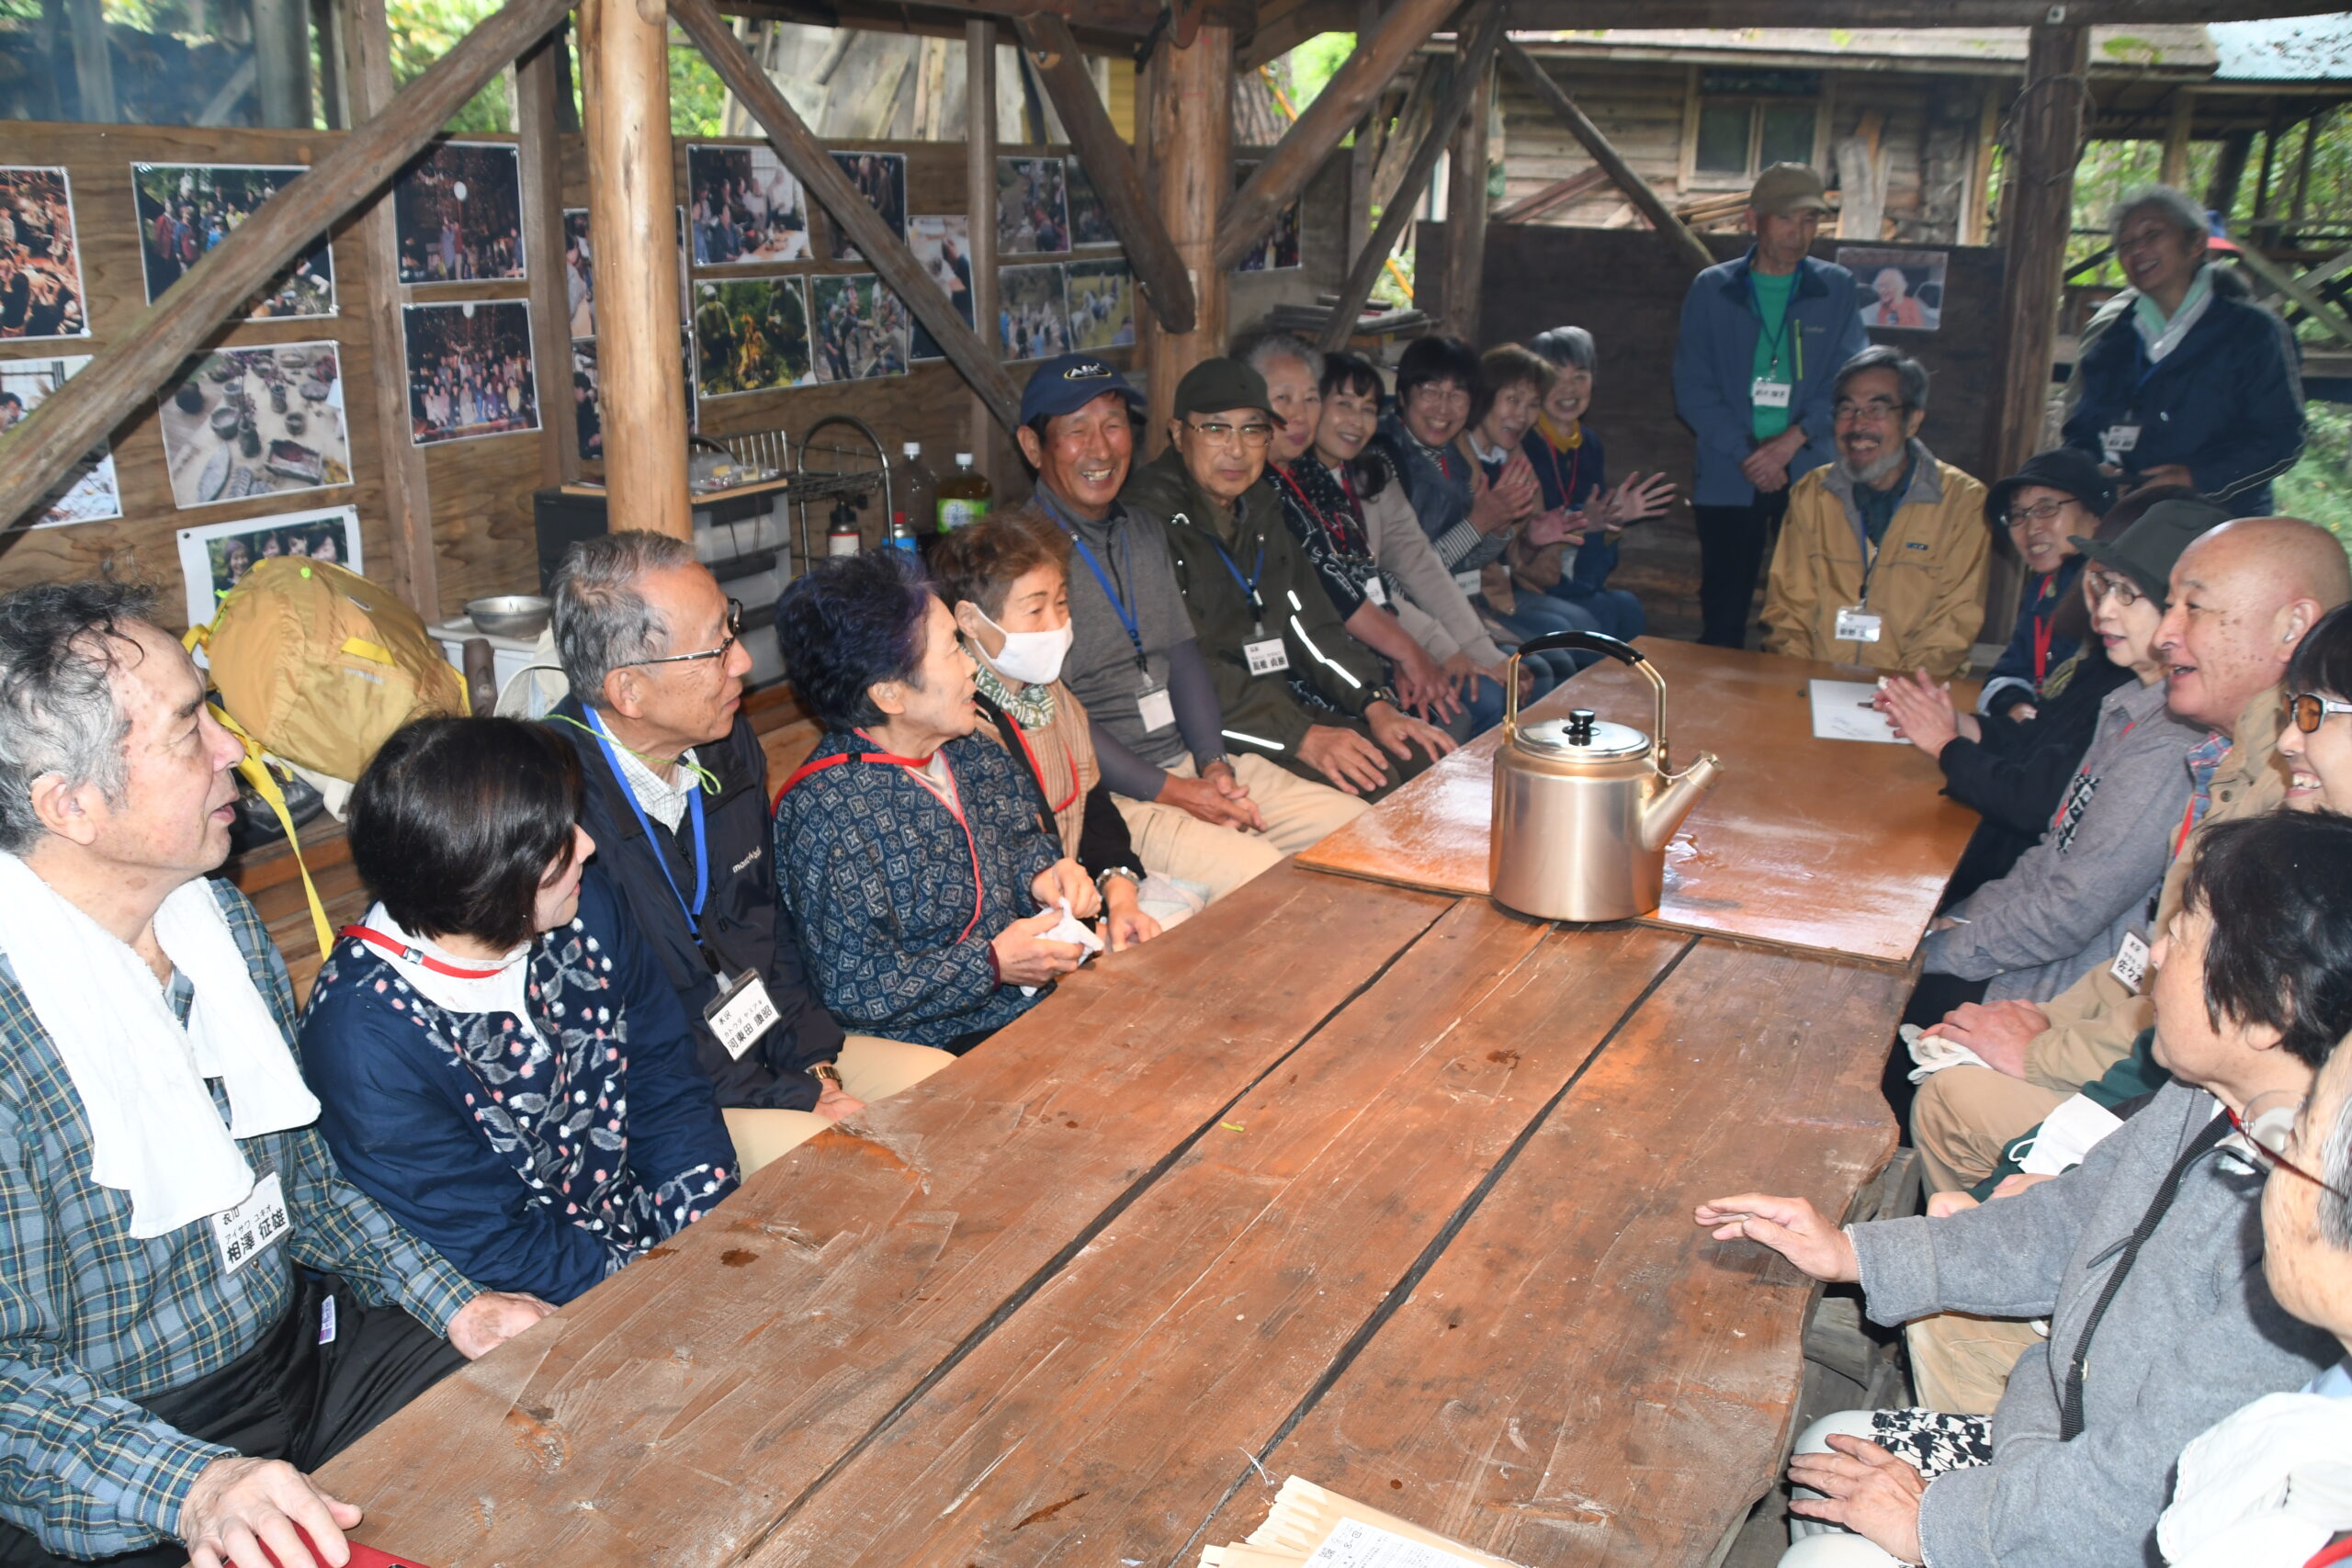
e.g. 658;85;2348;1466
0;879;476;1557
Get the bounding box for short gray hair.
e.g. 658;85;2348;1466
1245;333;1318;380
2110;184;2208;251
1530;326;1596;376
551;530;698;708
2324;1078;2352;1250
1835;344;1930;413
0;581;156;855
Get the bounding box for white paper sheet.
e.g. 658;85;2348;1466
1809;679;1905;744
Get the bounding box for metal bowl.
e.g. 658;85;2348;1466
466;594;551;639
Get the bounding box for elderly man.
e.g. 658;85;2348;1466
1760;346;1989;678
1123;357;1455;802
1016;354;1368;901
549;533;949;1174
1916;518;2352;1193
0;582;546;1568
1673;163;1870;649
1701;809;2350;1568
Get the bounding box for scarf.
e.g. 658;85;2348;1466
2132;265;2215;364
971;659;1056;730
1281;457;1371;553
1535;414;1583;453
0;855;320;1239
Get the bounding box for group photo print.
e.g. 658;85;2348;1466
693;274;810;397
402;299;539;446
0;355;119;526
0;164;87;340
996;155;1069;255
1064;257;1136;351
1063;162;1119;248
1839;245;1947;332
154;341;351;509
828;150;907;262
132;163;335;319
907;214;974;362
687;143;812;265
175;503;361;627
998;262;1071;361
810;271;910;383
392;141;526;285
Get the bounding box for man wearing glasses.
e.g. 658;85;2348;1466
1759;345;1989;679
1123;358;1457;801
549;533;948;1173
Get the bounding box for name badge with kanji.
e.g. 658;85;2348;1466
213;1171;289;1276
2100;423;2141;465
1136;685;1175;733
1750;378;1792;410
705;969;781;1060
2109;930;2152;992
1452;569;1484;596
1834;605;1883;644
1244;636;1290;675
1363;577;1388;608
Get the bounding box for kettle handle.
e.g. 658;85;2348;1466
1502;631;1673;770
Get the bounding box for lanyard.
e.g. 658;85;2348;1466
339;925;509;980
776;744;988;942
584;714;709;940
1003;710;1080;815
1042;492;1150;681
1208;532;1267;625
1532;434;1583;513
2031;577;2058;682
1749;272;1797;378
1273;464;1360;550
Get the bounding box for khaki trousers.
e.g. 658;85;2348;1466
720;1035;955;1174
1114;753;1368;903
1903;1312;2045;1416
1912;1065;2070;1194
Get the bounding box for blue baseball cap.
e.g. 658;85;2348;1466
1020;354;1145;425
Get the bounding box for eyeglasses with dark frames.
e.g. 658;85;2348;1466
2289;690;2352;734
628;599;743;669
2005;497;2080;527
1185;418;1276;448
2086;570;2147;609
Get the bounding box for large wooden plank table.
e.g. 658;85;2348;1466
319;647;1957;1568
1294;640;1977;964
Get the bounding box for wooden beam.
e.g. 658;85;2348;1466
0;0;579;541
1214;0;1458;274
1344;0;1386;263
1499;0;2346;22
1235;0;1351;73
1317;1;1503;354
1012;14;1197;333
1498;38;1714;272
673;0;1023;433
2227;238;2352;349
2160;85;2196;188
2205;128;2253;221
1144;19;1232;453
966;16;1003;481
2289;104;2324;225
1442;47;1491;340
1370;54;1445;216
1493;164;1609;224
515;30;580;485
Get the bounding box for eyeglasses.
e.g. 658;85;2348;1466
628;599;743;669
2290;691;2352;734
2086;570;2148;609
1406;382;1470;407
1833;396;1904;422
2227;1103;2352;1201
2006;498;2079;527
1185;418;1275;448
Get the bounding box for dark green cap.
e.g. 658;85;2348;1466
2072;496;2231;605
1171;357;1275;422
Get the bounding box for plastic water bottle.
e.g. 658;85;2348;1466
936;452;992;533
898;443;937;538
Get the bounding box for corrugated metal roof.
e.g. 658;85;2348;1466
2207;15;2352;81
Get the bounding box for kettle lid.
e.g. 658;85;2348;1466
1517;706;1650;760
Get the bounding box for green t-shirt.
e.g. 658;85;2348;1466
1748;266;1799;442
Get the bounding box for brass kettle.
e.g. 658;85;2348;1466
1488;632;1724;923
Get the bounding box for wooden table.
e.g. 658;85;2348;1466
318;649;1955;1568
1296;640;1979;964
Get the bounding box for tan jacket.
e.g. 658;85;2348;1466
2023;687;2290;1092
1760;446;1990;679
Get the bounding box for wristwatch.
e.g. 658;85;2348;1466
1096;865;1144;900
807;1061;844;1089
1195;751;1230;774
1367;684;1403;712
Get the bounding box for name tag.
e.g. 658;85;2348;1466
705;969;781;1060
1363;576;1388;608
1750;378;1792;410
1834;605;1883;644
213;1170;289;1277
2100;423;2141;460
2109;930;2151;993
1452;569;1484;596
1243;636;1290;676
1136;685;1175;733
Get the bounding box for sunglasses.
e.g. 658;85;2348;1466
628;599;743;669
2228;1103;2352;1201
2289;691;2352;734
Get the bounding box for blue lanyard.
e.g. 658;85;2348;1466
1041;491;1150;677
1209;534;1265;614
1748;272;1796;378
587;715;708;937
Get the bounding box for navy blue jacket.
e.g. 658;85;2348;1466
1673;249;1868;507
1979;556;2086;717
552;696;842;1112
300;874;739;1305
2063;275;2303;516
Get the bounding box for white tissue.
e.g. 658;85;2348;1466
1020;898;1105;997
1902;1022;1990;1085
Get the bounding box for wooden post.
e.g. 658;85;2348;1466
966;18;1003;481
1442;49;1490;340
1143;20;1230;453
516;31;579;485
1498;39;1715;272
64;0;114;122
1961;84;1999;245
251;0;313;126
2205;129;2253;224
1983;21;2086;642
2160;85;2195;189
2288;105;2323;228
1345;1;1385;267
581;0;689;540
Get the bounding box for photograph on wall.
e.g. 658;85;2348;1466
403;299;539;446
175;503;361;629
0;355;120;526
1063;161;1119;248
686;144;811;265
561;204;692;338
156;341;352;510
1841;246;1946;333
907;214;975;362
1063;257;1135;351
569;338;602;462
0;165;89;341
132;164;334;319
996;155;1069;255
809;272;910;383
392;141;526;284
998;262;1071;361
827;151;907;262
692;275;809;398
1230;163;1300;272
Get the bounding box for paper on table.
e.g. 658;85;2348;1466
1809;679;1905;745
1019;897;1106;997
1302;1519;1502;1568
1206;1476;1524;1568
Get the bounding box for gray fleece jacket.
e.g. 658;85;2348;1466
1922;675;2204;1002
1849;1081;2335;1568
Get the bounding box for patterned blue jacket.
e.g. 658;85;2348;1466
774;729;1063;1048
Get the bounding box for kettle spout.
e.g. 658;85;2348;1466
1638;751;1725;853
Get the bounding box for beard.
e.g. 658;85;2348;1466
1839;440;1908;488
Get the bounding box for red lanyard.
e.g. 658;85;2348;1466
340;925;510;980
775;743;987;941
2173;792;2199;858
2031;572;2058;681
1273;464;1362;551
1002;714;1080;815
1533;433;1582;513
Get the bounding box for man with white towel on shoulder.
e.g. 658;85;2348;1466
0;581;548;1568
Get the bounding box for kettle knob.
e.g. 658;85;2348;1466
1566;708;1597;745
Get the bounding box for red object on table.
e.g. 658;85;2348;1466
259;1528;436;1568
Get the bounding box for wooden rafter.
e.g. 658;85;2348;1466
1502;0;2346;22
1011;14;1198;334
1498;39;1714;272
673;0;1023;432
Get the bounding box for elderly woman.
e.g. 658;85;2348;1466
929;515;1177;943
300;716;739;1306
2280;603;2352;817
1464;344;1602;683
772;551;1096;1051
1521;325;1673;645
2064;184;2304;517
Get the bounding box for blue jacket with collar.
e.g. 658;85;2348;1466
1673;249;1868;508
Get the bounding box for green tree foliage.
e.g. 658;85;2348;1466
389;0;511;131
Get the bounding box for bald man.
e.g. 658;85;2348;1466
1915;516;2352;1191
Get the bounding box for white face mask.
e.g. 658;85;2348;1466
975;604;1074;687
